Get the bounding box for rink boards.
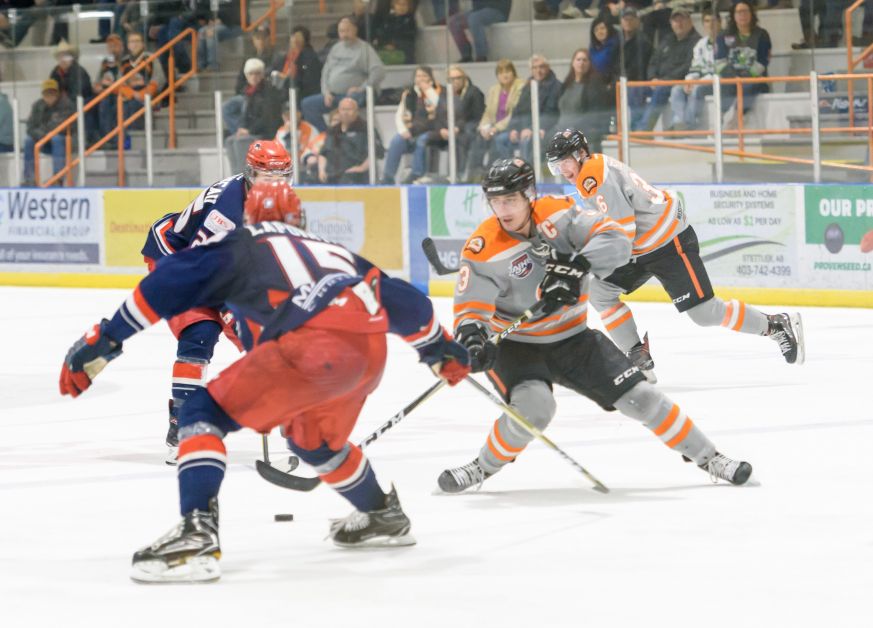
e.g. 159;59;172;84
0;182;871;307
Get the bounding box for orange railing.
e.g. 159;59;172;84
845;0;873;129
34;28;198;188
240;0;328;44
613;73;873;176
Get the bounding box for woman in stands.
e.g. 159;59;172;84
465;58;524;181
588;16;620;86
380;65;448;184
556;48;611;152
715;1;772;128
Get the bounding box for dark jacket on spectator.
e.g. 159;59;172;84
50;62;94;103
401;84;449;142
590;34;620;83
272;45;322;100
216;0;243;28
321;116;383;179
716;27;772;78
508;69;561;133
26;94;75;140
622;29;652;81
241;82;284;138
556;72;610;149
372;9;417;63
455;79;486;134
647;28;700;80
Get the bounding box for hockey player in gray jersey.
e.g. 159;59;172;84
438;158;752;493
545;129;805;383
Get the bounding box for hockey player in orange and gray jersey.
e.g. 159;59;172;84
437;158;753;493
546;129;805;383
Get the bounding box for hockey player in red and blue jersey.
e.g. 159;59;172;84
142;140;298;463
59;181;471;584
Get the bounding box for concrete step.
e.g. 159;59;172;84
155;109;217;132
129;128;217;151
86;168;182;187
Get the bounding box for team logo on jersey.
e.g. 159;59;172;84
509;253;534;279
465;236;485;254
204;209;236;234
581;176;598;193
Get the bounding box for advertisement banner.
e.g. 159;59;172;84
0;188;103;265
801;185;873;290
104;188;200;268
675;184;800;288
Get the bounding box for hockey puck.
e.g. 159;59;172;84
274;513;294;522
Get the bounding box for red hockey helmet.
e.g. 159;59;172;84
245;140;293;185
244;181;305;227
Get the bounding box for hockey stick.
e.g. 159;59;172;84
255;434;300;488
463;377;610;494
256;380;448;491
421;237;460;276
256;302;548;491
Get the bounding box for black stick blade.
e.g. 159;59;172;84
255;459;322;492
421;237;460;275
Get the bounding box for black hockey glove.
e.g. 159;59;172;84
59;319;123;398
456;323;497;373
538;250;591;315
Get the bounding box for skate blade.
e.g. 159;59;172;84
333;533;417;549
130;555;220;584
165;446;178;466
791;312;805;365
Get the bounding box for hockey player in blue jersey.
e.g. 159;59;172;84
141;140;299;463
60;181;471;583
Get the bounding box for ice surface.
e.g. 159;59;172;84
1;287;870;627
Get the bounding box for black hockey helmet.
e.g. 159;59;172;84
481;158;536;200
546;129;590;175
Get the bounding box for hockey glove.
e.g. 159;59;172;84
456;323;497;373
59;320;123;398
418;329;472;386
538;250;591;315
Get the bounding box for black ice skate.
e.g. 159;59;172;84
438;458;494;494
700;452;753;486
627;333;657;383
329;485;416;548
130;498;221;584
165;399;179;466
767;312;805;365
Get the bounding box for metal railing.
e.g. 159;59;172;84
34;28;198;188
240;0;283;45
612;73;873;183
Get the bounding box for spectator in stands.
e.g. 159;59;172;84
223;29;274;136
449;0;512;63
372;0;417;65
669;11;719;131
97;30;160;145
301;109;337;183
533;0;595;21
792;0;825;49
447;64;485;174
430;0;459;25
23;79;74;185
0;0;33;47
589;16;620;85
224;58;284;172
275;103;319;163
318;97;382;184
381;66;447;184
302;17;385;132
497;54;561;163
271;26;322;104
50;40;94;104
93;34;125;99
634;8;699;132
716;1;771;128
154;0;209;76
118;0;147;38
555;48;610;151
620;8;652;130
465;58;524;181
198;0;243;71
0;84;12;152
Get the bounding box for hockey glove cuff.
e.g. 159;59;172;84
418;328;471;386
538;250;591;314
60;319;123;397
456;323;497;373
